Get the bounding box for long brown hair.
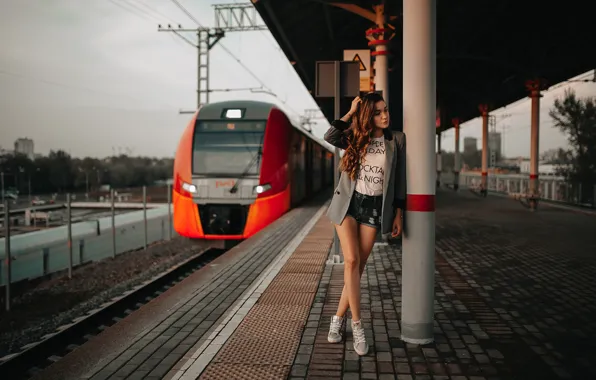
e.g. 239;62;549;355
339;92;385;180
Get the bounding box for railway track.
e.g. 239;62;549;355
0;247;226;380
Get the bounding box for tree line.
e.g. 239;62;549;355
0;150;173;195
549;90;596;188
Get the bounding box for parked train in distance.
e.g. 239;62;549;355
172;100;334;245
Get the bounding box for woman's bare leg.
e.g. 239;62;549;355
334;217;362;321
335;225;377;318
349;224;378;356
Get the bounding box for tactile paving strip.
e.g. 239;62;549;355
194;214;335;378
284;257;327;265
289;254;328;262
281;262;324;273
292;246;330;254
244;304;311;320
231;318;304;340
257;292;315;306
266;273;320;292
212;334;301;365
200;363;290;380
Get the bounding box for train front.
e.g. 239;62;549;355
172;101;291;241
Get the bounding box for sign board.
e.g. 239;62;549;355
315;61;360;98
343;49;371;92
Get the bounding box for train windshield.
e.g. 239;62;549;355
192;120;266;176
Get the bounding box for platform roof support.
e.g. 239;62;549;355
401;0;436;344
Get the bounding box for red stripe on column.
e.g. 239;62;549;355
407;194;435;212
529;174;538;179
481;172;488;176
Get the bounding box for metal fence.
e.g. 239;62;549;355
441;172;595;208
1;186;177;311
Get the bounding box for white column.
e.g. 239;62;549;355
401;0;436;345
453;118;461;190
374;55;388;104
479;105;489;193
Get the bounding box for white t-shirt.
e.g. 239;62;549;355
355;136;386;196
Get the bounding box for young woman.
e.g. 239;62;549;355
323;92;406;356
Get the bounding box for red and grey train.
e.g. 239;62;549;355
172;100;334;242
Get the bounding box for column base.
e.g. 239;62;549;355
528;197;539;211
401;321;434;345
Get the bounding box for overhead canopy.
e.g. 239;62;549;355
254;0;596;132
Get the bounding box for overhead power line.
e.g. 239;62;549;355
162;0;302;118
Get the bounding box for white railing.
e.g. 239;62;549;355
441;172;595;208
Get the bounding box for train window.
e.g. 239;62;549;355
196;121;266;132
192;122;265;176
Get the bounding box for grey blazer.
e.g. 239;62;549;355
324;119;406;235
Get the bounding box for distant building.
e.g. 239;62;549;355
519;160;568;176
463;137;477;154
14;138;34;160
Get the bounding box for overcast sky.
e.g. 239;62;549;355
1;0;595;159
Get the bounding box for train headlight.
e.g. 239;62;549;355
253;183;271;194
182;182;197;194
224;109;243;119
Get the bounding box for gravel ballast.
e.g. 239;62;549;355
0;236;212;358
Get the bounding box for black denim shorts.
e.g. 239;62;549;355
345;191;383;229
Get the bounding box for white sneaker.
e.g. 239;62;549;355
327;315;344;343
351;320;369;355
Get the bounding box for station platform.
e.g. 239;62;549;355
29;189;595;380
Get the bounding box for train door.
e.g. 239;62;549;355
290;131;301;206
313;145;322;192
292;134;306;204
304;139;313;198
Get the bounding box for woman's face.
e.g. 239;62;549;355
372;100;390;129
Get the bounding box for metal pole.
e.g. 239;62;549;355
111;189;116;258
401;0;436;345
333;61;342;263
143;186;148;249
453;119;461;191
4;200;11;311
197;30;201;108
67;193;72;279
167;184;172;240
1;172;4;205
